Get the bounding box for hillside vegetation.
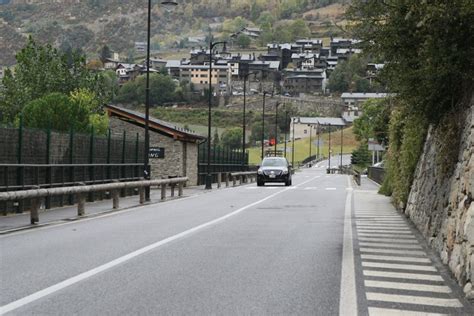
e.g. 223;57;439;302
0;0;348;66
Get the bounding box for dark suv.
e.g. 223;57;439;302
257;157;292;186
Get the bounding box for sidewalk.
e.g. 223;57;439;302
0;186;205;233
352;176;473;314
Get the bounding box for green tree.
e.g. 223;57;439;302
99;44;112;64
236;34;251;48
353;98;391;144
347;0;474;124
221;127;243;149
0;37;106;123
290;19;310;40
116;73;177;106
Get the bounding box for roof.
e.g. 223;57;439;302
165;60;181;68
105;105;205;142
296;117;346;126
341;93;393;99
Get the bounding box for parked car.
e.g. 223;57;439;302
257;157;292;186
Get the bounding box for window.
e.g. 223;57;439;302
304;129;307;134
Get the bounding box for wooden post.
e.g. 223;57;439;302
77;193;86;216
170;184;175;197
178;182;184;196
112;189;119;209
240;175;243;185
232;175;236;187
30;198;40;224
217;173;221;188
161;184;166;200
225;173;229;187
139;187;145;204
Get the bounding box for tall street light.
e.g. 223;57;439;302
261;91;267;159
308;124;313;160
242;71;258;166
144;0;178;201
292;117;297;167
274;102;279;155
284;110;288;158
205;40;227;190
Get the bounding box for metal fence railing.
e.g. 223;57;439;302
368;166;385;185
197;144;249;185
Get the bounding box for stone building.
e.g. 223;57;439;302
105;105;205;186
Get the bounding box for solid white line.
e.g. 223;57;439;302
362;261;437;271
325;187;337;190
364;280;451;293
366;292;463;307
0;175;321;315
361;254;430;263
360;248;425;255
359;242;422;249
363;270;443;281
368;307;448;316
339;176;356;316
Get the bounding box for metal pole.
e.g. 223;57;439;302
144;0;152;200
205;40;213;189
328;124;331;171
317;123;320;159
274;103;278;155
284;111;288;158
291;117;295;166
340;126;343;170
309;125;312;159
261;91;266;159
242;74;246;165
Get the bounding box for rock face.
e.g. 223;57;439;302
405;98;474;298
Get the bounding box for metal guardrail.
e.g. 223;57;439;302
0;177;188;225
213;171;257;188
368;166;385;185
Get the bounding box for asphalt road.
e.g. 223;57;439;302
1;159;472;315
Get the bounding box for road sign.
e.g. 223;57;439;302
149;147;165;158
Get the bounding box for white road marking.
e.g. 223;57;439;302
325;187;337;190
357;228;412;232
356;215;401;218
358;237;418;244
359;242;422;249
361;254;430;263
357;229;414;235
364;280;451;293
0;174;321;314
304;187;318;190
366;292;463;308
363;270;443;281
360;248;426;255
339;176;356;316
362;261;437;271
368;307;448;316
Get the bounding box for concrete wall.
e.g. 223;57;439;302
405;99;473;298
109;117;199;186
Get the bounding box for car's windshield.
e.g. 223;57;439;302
261;158;287;167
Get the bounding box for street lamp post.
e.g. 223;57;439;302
274;102;279;155
261;91;267;159
308;124;312;159
144;0;178;200
284;111;288;158
317;123;320;159
292;117;296;166
328;123;332;172
205;40;226;190
242;71;258;165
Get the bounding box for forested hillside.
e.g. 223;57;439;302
0;0;348;65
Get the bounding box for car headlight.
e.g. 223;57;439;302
282;169;289;174
257;169;263;175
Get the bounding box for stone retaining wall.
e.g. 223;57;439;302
405;98;473;298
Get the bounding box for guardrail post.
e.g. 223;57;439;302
161;184;166;200
112;189;120;209
225;173;229;187
30;198;40;224
217;173;221;188
139;186;145;204
240;175;243;185
232;175;236;187
178;182;184;196
170;184;175;197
